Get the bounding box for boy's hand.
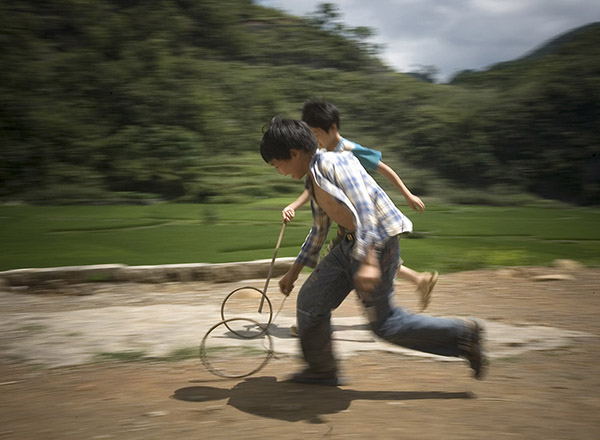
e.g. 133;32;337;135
354;260;381;294
405;194;425;212
282;205;296;223
278;269;297;296
279;262;303;296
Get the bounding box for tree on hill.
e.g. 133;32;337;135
0;1;597;205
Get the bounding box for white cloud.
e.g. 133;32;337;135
255;0;600;81
471;0;527;15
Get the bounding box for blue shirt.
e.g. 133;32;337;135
296;151;413;268
334;137;382;172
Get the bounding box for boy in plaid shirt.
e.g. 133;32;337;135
283;99;438;314
261;116;487;386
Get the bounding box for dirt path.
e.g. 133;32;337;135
1;266;599;439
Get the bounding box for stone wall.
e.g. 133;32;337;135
0;258;296;288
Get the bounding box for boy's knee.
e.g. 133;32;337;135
370;322;387;339
297;308;329;332
297;308;319;325
369;320;408;344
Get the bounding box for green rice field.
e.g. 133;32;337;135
1;200;599;273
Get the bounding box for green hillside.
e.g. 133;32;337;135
1;1;598;206
449;22;600;204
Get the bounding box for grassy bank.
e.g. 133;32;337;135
1;200;599;273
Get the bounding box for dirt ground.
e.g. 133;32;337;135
1;265;599;440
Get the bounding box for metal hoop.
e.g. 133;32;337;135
199;317;274;379
220;286;273;338
201;222;286;379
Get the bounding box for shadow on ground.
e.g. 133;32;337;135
173;376;473;424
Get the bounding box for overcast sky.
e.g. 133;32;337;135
255;0;600;82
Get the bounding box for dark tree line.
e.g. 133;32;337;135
0;1;598;205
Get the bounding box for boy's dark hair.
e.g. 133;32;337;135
301;98;340;132
260;116;318;163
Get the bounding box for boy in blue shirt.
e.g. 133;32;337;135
261;116;487;385
283;99;438;313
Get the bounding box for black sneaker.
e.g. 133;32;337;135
288;368;347;386
461;319;489;380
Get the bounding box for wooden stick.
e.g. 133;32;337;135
258;222;286;313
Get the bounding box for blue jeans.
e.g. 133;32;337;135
296;235;468;373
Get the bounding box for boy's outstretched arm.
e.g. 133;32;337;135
282;189;310;223
376;161;425;212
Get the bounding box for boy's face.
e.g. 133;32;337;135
309;125;337;151
269;149;308;181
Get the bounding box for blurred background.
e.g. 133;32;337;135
0;0;599;270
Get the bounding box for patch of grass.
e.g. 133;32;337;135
238;346;268;356
19;324;47;333
162;347;198;362
200;345;232;355
201;345;267;357
86;273;111;282
497;356;522;363
541;351;569;358
94;350;148;362
5;353;26;362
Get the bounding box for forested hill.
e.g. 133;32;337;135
1;1;598;206
447;22;599;204
450;22;600;87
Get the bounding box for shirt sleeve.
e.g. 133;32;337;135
294;198;332;268
349;144;382;172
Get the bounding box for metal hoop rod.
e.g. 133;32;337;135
258;222;286;313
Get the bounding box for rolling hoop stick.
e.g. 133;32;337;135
200;222;288;378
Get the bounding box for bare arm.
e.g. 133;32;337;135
279;261;304;296
282;189;310;223
376;161;425;212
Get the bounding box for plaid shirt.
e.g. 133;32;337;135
296;151;413;268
